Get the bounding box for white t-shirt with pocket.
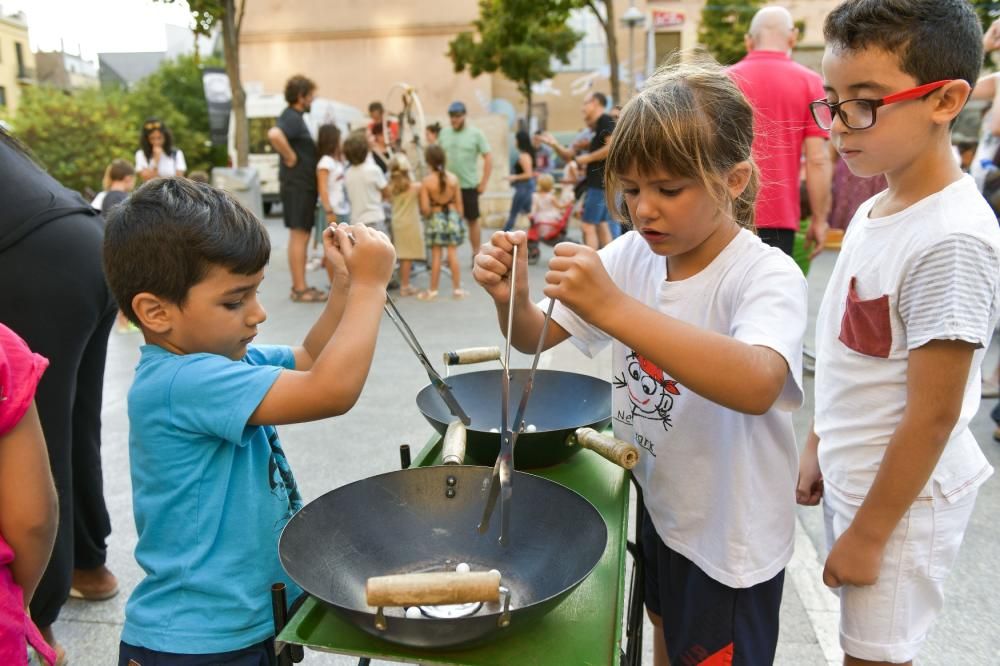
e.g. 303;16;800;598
815;175;1000;505
548;229;807;588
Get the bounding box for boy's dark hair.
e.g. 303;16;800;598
824;0;982;88
590;91;608;108
103;178;270;325
109;158;134;182
342;130;369;166
284;75;316;105
368;101;384;114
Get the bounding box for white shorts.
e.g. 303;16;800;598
823;485;977;663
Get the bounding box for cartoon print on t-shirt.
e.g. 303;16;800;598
613;352;680;451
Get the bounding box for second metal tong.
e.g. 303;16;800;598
383;293;471;426
478;245;556;545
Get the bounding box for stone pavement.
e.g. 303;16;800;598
51;216;1000;664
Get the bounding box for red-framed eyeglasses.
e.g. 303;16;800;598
809;79;954;131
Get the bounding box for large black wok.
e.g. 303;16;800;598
278;464;607;649
417;369;615;468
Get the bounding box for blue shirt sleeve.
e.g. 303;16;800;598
167;345;295;446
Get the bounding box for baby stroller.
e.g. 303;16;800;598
525;190;575;265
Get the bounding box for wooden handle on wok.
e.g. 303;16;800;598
570;428;639;470
366;571;501;607
442;420;467;466
443;346;502;366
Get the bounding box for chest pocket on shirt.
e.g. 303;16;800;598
839;277;892;358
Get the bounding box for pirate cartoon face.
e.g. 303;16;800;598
614;352;680;430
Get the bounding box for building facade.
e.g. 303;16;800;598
238;0;840;133
0;9;35;117
36;49;99;91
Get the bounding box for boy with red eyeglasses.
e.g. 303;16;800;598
797;2;1000;665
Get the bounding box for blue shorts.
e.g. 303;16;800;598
642;511;784;665
581;187;611;224
118;638;275;665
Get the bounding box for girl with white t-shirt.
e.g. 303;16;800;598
473;60;807;666
316;124;350;225
135;118;186;181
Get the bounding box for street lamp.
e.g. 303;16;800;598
621;4;646;99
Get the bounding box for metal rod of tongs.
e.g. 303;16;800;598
384;292;471;425
478;244;519;543
334;224;469;425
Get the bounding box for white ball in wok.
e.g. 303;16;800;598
456;562;471;573
405;606;421;619
525;424;537;432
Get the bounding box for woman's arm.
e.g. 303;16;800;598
317;166;333;221
0;402;58;606
419;179;431;217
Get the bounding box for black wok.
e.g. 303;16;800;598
417;368;618;468
278;464;607;649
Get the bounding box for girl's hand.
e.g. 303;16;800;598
543;242;619;324
324;210;337;224
473;230;529;306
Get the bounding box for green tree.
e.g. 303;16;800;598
156;0;250;166
698;0;764;65
14;86;136;195
449;0;582;128
130;54;227;173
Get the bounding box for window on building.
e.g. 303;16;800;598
551;8;608;73
15;42;25;77
0;87;7;108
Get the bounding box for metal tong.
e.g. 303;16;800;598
478;245;557;545
332;224;468;425
383;293;471;426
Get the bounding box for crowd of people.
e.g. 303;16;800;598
0;1;999;665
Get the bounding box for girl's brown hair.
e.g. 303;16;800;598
605;56;759;230
317;123;341;159
425;144;448;195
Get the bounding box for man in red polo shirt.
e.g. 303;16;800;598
730;6;831;258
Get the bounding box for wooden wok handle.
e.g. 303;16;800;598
366;571;501;607
442;420;467;466
570;427;640;470
443;346;502;366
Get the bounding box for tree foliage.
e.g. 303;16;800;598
449;0;582;126
13;55;225;195
698;0;764;65
14;86;136;195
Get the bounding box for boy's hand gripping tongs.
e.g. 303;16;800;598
478;244;556;545
383;293;470;426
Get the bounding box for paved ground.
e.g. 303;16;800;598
51;215;1000;664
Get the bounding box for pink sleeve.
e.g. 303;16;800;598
0;325;49;437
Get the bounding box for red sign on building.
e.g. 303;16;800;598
651;10;685;29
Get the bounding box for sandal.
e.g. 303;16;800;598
399;285;418;297
452;288;469;300
290;287;327;303
416;290;438;301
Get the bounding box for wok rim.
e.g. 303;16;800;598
415;369;613;436
277;465;609;622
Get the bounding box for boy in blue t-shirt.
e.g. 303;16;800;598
102;178;395;663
